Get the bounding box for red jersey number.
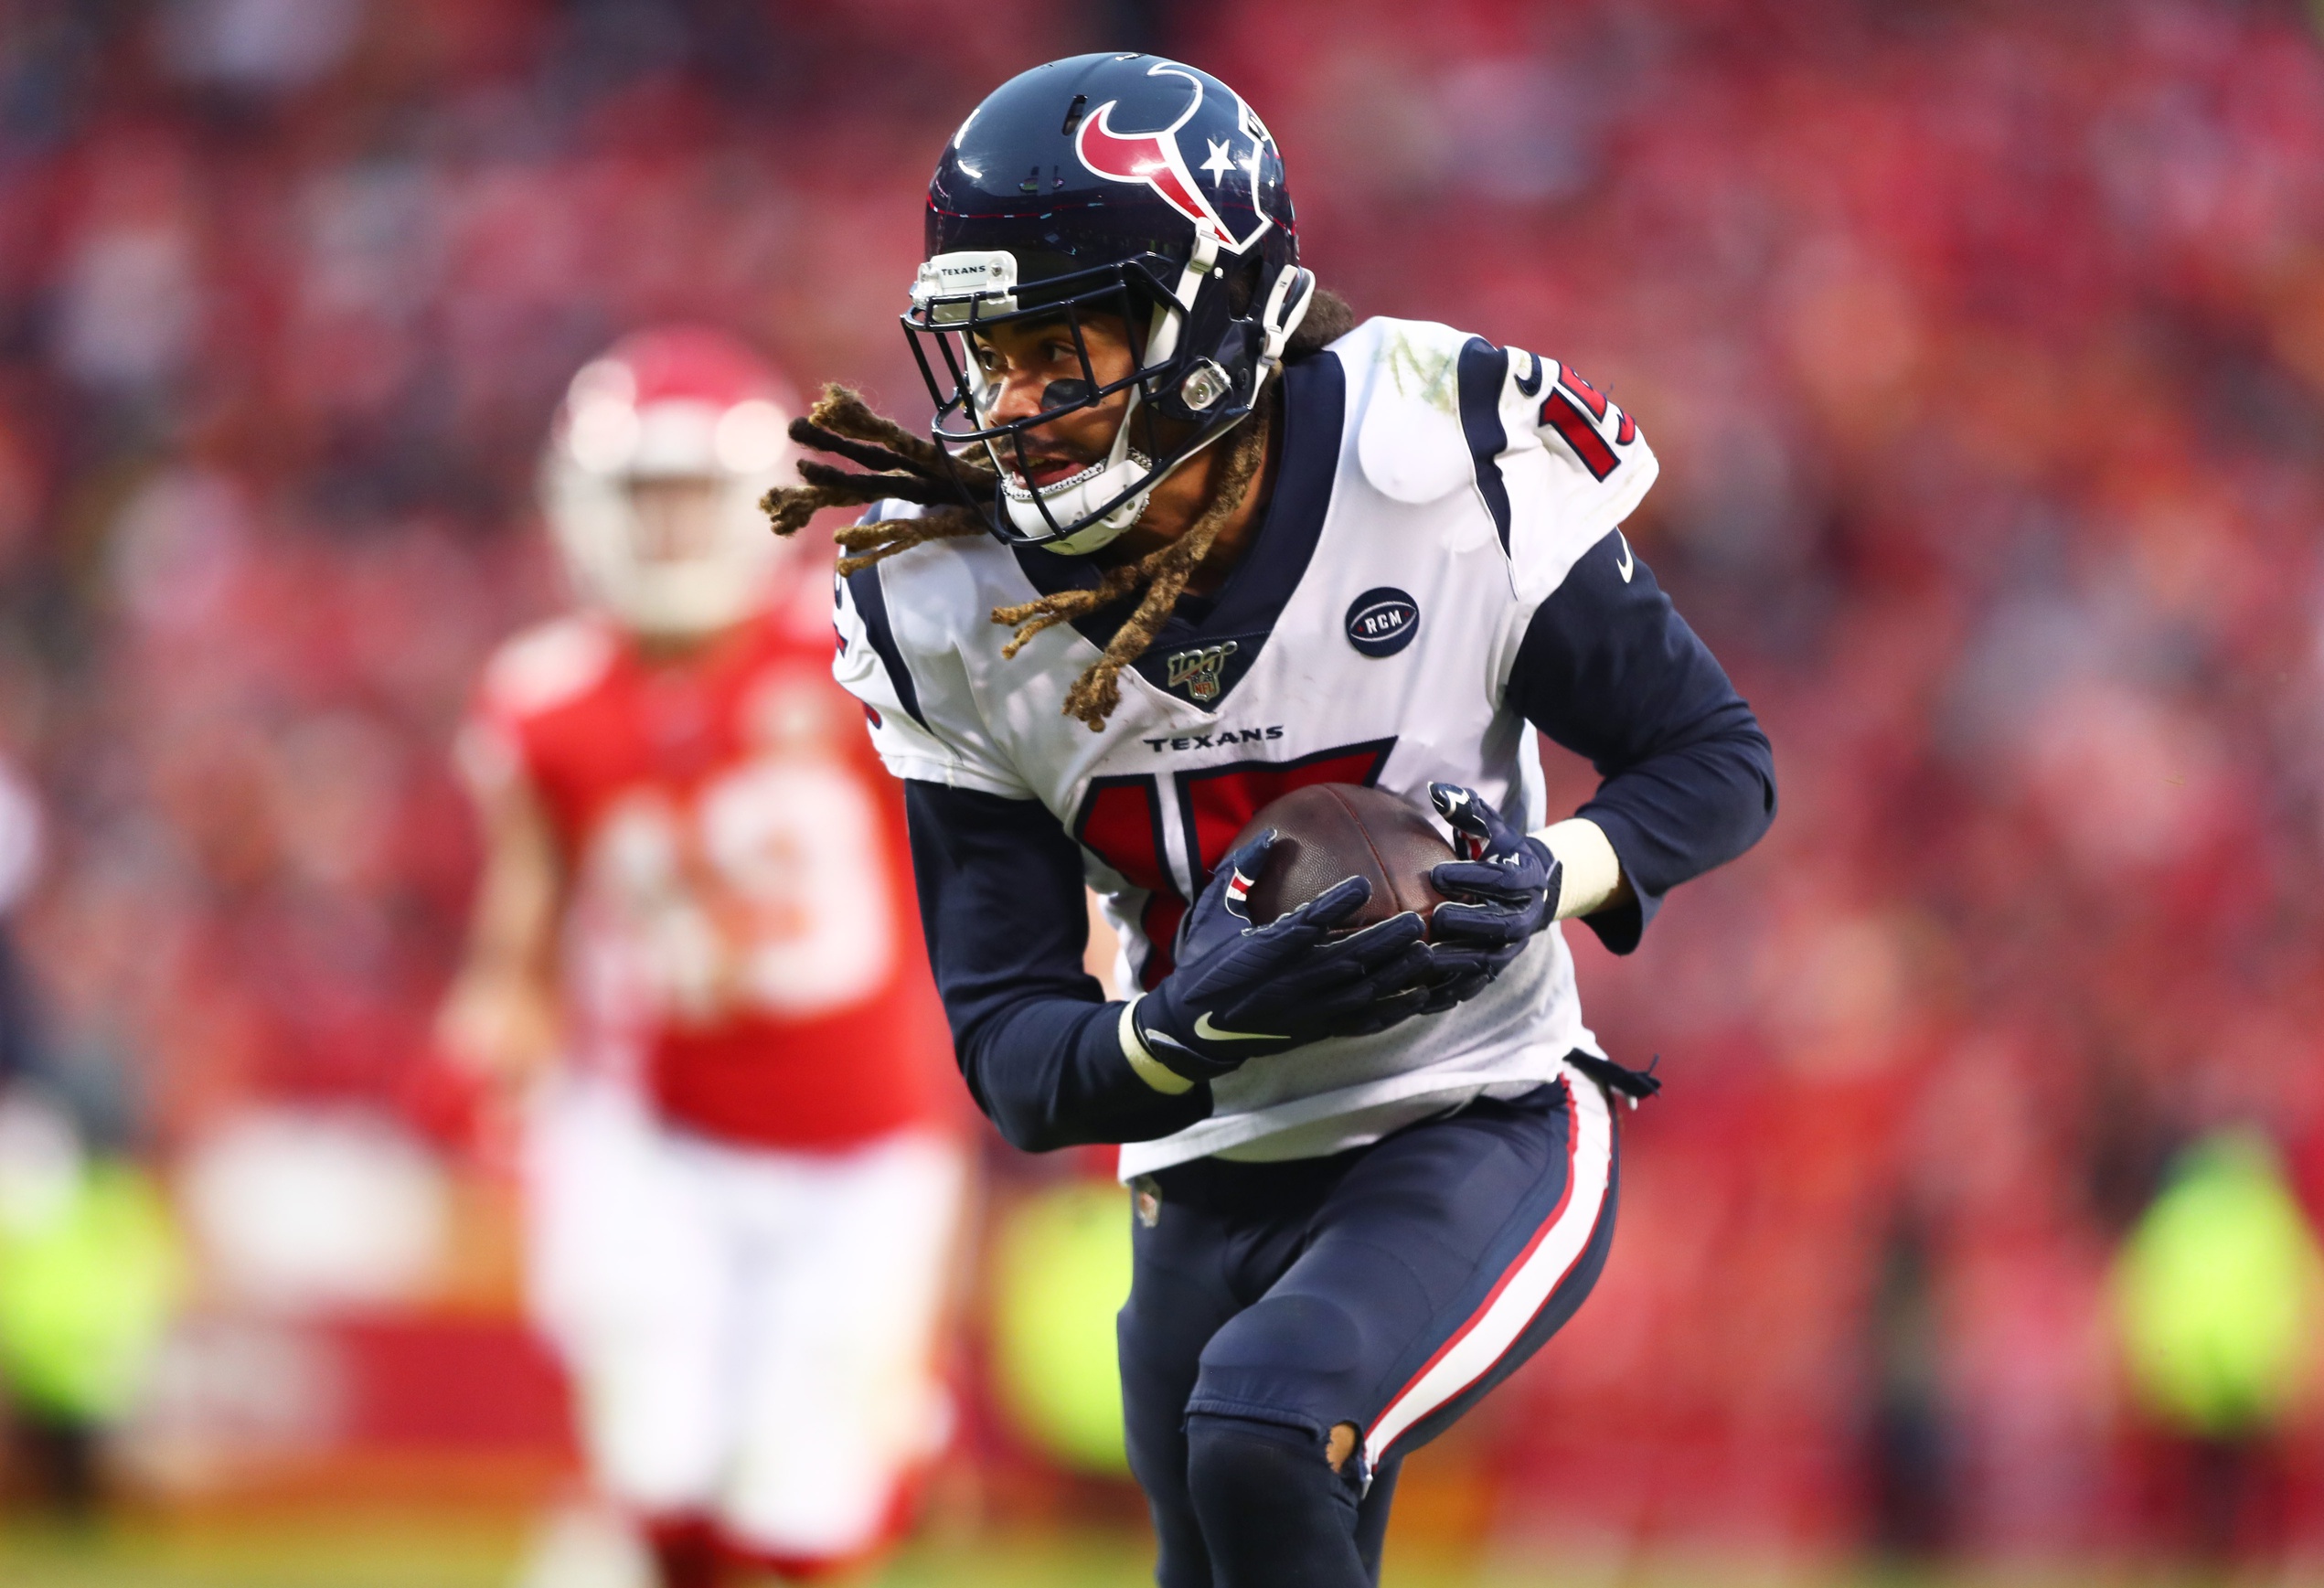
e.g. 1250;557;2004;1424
1074;740;1396;988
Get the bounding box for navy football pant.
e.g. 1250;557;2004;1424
1119;1074;1619;1588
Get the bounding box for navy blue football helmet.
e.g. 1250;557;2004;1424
904;53;1316;553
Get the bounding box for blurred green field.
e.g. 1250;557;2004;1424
14;1517;1167;1588
5;1514;2320;1588
0;1518;1537;1588
0;1519;1179;1588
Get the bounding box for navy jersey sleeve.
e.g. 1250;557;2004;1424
903;780;1213;1152
1506;529;1776;954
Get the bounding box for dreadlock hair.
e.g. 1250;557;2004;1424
761;286;1353;731
759;385;996;575
988;400;1271;730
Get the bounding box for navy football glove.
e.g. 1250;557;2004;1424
1426;783;1563;981
1129;832;1436;1082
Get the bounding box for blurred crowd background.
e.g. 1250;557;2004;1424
3;0;2324;1577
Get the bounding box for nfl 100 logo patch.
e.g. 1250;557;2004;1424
1166;640;1239;702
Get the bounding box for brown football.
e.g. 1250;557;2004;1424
1226;783;1455;938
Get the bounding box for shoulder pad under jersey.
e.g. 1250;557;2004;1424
477;613;618;724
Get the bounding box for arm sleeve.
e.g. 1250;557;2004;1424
1504;528;1776;954
904;780;1212;1152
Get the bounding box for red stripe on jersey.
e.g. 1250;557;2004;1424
1540;390;1620;482
1138;898;1189;988
1615;410;1636;445
1074;777;1186;988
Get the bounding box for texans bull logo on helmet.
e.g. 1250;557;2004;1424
1072;61;1280;255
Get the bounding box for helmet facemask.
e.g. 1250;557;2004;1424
904;238;1314;555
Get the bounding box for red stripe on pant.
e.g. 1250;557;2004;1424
1367;1083;1592;1459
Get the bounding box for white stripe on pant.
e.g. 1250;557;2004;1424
1364;1071;1613;1464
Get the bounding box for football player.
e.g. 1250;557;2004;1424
438;327;964;1588
768;56;1775;1588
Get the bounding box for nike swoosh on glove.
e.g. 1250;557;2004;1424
1425;783;1564;987
1129;831;1437;1082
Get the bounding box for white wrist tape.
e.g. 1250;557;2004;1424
1537;817;1624;920
1119;997;1195;1094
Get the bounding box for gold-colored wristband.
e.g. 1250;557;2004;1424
1119;998;1196;1095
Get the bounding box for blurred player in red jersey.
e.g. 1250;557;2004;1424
437;327;965;1588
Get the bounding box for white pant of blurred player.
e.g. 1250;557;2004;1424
522;1075;964;1577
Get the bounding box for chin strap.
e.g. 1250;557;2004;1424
1146;230;1220;368
996;397;1154;553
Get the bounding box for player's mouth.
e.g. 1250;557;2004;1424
1019;455;1089;487
1001;453;1105;498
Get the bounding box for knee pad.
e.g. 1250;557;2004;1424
1191;1292;1368;1433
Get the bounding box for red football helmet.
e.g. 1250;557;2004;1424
540;327;799;637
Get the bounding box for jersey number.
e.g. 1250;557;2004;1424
1538;364;1636;482
1073;740;1395;987
592;758;896;1024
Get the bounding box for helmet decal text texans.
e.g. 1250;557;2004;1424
1072;61;1276;253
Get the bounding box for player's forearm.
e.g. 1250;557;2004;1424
1578;712;1774;886
958;996;1211;1152
456;754;566;986
904;778;1213;1152
1554;718;1770;954
435;962;562;1080
1508;528;1775;952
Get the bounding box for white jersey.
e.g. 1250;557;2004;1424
834;315;1658;1176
